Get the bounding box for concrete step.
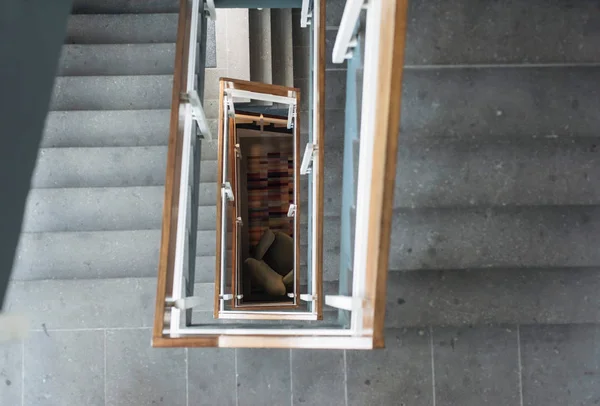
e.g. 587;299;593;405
50;75;172;111
58;44;177;76
32;147;218;188
270;8;294;87
4;278;337;330
42;110;220;150
10;226;331;282
385;267;600;327
66;14;178;44
401;67;600;140
404;0;600;65
71;0;179;14
11;230;217;281
21;186;217;233
42;110;170;147
395;138;600;208
11;215;341;282
249;9;273;85
4;277;214;329
388;205;600;271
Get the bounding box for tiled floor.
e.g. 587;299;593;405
4;325;600;405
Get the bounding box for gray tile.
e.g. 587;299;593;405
347;328;433;406
292;12;310;47
295;79;309;112
295;70;346;113
326;0;345;28
0;341;21;406
433;325;519;406
105;329;186;406
5;279;156;329
405;0;600;65
401;68;600;140
293;46;310;80
385;268;600;327
24;330;104;406
237;348;291;406
521;324;600;406
325;70;346;110
188;348;236;406
325;29;346;69
324;109;345;147
291;350;344;406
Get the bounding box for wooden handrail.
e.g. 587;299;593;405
153;0;194;344
313;0;325;320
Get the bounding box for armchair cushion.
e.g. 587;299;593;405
254;229;275;260
261;231;294;277
244;258;286;296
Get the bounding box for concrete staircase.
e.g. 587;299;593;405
10;3;222;295
7;2;311;321
11;0;597;335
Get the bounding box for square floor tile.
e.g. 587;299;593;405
105;329;186;406
24;330;104;406
347;328;433;406
521;324;600;406
237;348;291;406
0;340;22;406
291;349;345;405
433;325;519;406
188;348;235;406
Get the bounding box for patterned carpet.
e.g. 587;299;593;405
246;147;294;248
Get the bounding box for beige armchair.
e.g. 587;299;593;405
244;229;294;296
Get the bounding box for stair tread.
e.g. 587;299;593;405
42;110;219;148
33;146;217;188
395;137;600;208
11;229;218;281
402;67;600;140
71;0;179;14
389;205;600;271
50;75;172;111
21;186;217;233
386;267;600;327
66;14;178;44
58;43;177;76
4;277;212;330
405;0;600;65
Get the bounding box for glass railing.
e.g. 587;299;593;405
338;18;364;328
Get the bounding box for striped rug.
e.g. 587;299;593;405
246;149;294;248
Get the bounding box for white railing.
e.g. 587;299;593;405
331;0;364;63
170;0;214;333
328;0;392;336
300;0;312;27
